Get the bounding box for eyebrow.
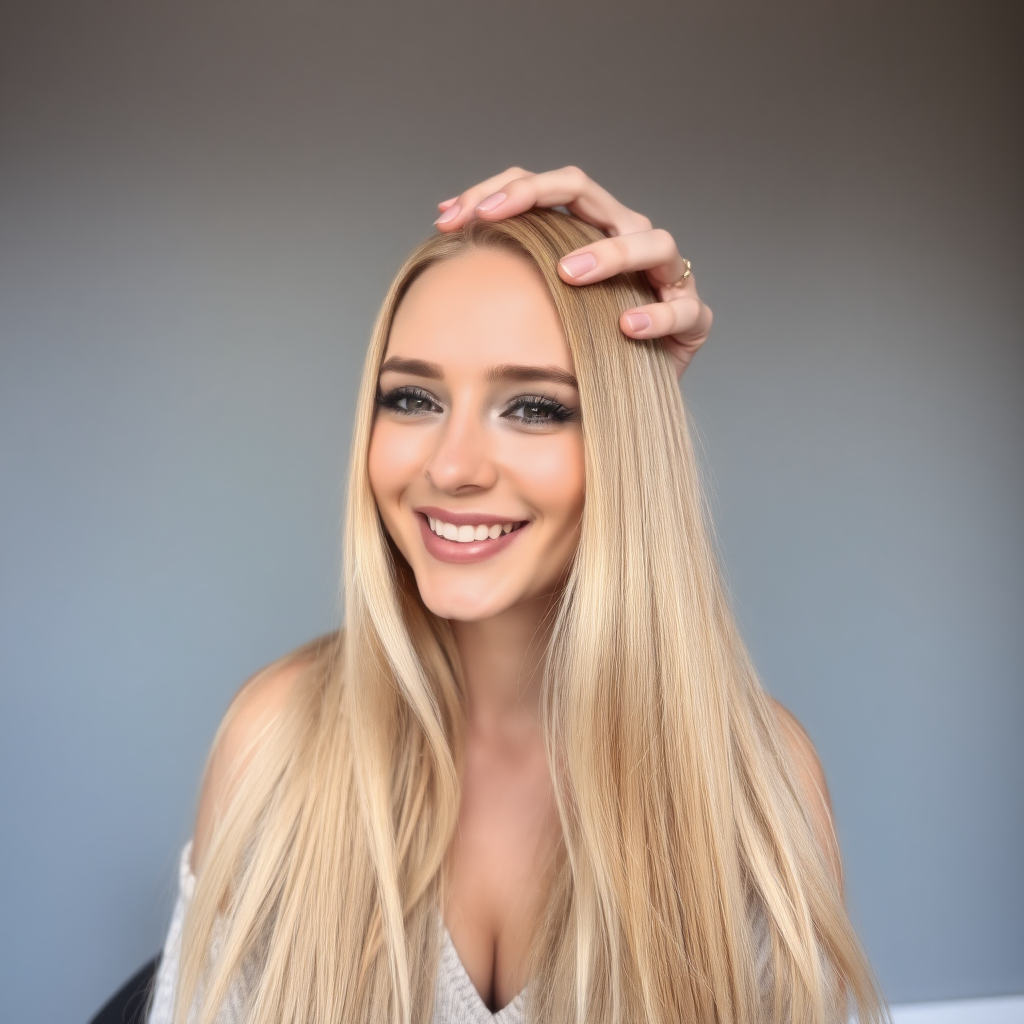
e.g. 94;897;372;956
378;356;578;390
487;363;578;389
378;356;444;379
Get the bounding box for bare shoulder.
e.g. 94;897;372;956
768;698;844;890
190;648;317;876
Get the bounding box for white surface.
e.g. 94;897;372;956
891;995;1024;1024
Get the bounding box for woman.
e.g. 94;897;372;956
148;169;883;1024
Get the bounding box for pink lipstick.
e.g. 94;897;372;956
413;506;530;565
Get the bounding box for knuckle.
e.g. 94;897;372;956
561;165;587;186
647;306;671;334
651;227;675;251
675;296;704;332
607;235;631;269
500;175;532;201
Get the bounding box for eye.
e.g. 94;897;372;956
502;395;577;426
376;385;443;416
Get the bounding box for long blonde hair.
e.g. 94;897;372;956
174;210;884;1024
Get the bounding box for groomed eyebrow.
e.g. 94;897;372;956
487;364;578;389
378;358;578;390
379;356;444;379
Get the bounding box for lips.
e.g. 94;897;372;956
413;506;529;564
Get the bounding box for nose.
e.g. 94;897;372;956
423;404;498;494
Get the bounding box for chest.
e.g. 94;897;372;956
443;737;559;1012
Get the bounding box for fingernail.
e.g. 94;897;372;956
434;202;462;226
476;191;507;213
437;196;458;210
624;312;652;333
559;252;598;279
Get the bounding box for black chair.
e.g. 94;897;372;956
88;956;160;1024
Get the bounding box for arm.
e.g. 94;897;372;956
147;656;311;1024
191;657;308;876
435;166;713;378
770;698;845;892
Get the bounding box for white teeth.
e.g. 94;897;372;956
426;516;523;543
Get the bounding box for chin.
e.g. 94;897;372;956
413;576;517;622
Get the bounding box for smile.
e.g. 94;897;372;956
413;507;530;564
425;516;524;542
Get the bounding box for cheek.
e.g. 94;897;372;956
512;432;586;532
367;419;426;528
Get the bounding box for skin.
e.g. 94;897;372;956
190;168;840;1014
369;249;581;1008
369;250;585;624
434;166;714;377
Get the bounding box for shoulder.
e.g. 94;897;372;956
768;698;844;890
191;635;335;876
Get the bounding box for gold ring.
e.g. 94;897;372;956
670;259;692;288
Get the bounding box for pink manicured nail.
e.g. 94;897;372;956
624;312;652;333
559;252;598;279
476;191;507;213
434;202;462;226
437;196;459;210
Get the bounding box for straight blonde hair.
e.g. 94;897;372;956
173;210;885;1024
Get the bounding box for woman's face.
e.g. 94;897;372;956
368;248;585;622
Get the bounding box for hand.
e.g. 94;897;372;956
434;166;712;377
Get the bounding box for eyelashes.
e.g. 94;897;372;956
375;385;441;416
375;386;578;426
502;394;578;425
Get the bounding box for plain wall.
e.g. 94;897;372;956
0;2;1021;1021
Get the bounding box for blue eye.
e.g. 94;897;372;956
376;386;442;415
503;395;577;425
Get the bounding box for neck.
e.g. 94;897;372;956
451;595;555;740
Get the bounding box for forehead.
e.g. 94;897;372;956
385;248;573;372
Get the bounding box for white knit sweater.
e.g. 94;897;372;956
146;842;526;1024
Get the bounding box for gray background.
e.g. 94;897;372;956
1;1;1021;1021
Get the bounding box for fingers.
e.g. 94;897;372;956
476;167;651;236
620;295;713;343
620;296;713;378
435;165;651;237
434;166;532;230
435;165;713;376
557;230;707;375
557;229;690;287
